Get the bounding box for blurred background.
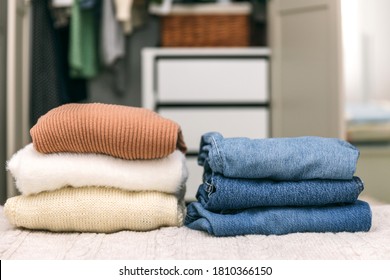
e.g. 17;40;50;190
1;0;390;204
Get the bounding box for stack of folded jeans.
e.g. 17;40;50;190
5;103;188;233
185;132;372;237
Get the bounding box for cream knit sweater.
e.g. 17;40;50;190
4;187;185;233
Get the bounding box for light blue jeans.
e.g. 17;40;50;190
197;173;364;211
185;200;372;236
198;132;360;180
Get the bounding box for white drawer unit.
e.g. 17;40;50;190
142;48;271;201
157;59;268;103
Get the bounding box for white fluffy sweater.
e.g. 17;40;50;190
7;144;188;197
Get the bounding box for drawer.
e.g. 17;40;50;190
159;107;269;152
185;156;204;202
157;59;268;103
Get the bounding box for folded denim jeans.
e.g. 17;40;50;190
185;200;372;236
197;173;364;211
198;132;359;180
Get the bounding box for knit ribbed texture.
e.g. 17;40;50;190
4;187;185;233
30;103;187;160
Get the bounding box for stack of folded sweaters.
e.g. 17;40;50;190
4;103;188;233
185;132;372;237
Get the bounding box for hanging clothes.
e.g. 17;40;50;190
31;0;89;127
49;2;89;103
69;0;100;78
56;24;88;103
114;0;148;34
79;0;98;9
31;0;62;127
101;0;125;66
99;0;126;96
114;0;134;34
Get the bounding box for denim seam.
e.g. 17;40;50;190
208;175;218;198
353;176;364;193
211;136;224;174
205;181;214;197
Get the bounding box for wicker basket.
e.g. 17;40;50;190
153;3;251;47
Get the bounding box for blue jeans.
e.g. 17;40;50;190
185;200;372;236
198;132;359;180
197;173;364;211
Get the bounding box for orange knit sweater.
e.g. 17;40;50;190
30;103;187;160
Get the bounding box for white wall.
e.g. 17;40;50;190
359;0;390;102
341;0;362;102
342;0;390;102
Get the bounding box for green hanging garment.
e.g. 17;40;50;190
69;1;99;78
